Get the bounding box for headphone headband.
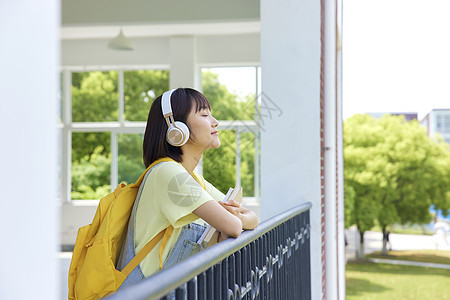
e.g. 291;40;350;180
161;89;176;116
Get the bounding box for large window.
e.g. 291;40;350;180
60;66;261;202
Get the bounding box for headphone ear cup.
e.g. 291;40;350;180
166;121;190;146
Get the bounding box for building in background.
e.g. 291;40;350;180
421;109;450;144
369;112;418;121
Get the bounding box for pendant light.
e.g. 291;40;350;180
108;29;134;51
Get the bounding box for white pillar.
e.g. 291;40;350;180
323;0;338;297
169;36;203;174
169;36;201;90
336;2;346;299
260;1;322;299
0;1;59;300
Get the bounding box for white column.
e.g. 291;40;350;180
62;70;72;203
323;0;340;298
260;1;322;299
336;1;346;299
169;36;201;90
170;36;203;175
0;1;59;300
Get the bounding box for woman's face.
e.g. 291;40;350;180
186;107;220;151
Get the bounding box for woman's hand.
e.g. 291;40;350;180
218;200;241;217
193;200;242;237
219;200;258;230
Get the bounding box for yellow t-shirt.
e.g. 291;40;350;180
135;160;225;277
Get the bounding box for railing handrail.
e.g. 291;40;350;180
105;202;312;300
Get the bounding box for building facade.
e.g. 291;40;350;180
421;109;450;144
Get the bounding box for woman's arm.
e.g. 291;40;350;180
193;200;243;237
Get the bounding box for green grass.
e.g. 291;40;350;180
367;250;450;265
346;262;450;300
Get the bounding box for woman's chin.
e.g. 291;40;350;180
210;140;221;149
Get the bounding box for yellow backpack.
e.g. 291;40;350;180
68;157;175;300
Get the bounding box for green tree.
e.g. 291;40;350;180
124;70;169;121
71;146;110;199
344;114;450;257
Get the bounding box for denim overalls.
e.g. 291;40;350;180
117;166;207;290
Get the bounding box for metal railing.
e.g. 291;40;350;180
105;202;312;300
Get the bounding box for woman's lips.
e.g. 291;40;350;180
211;131;218;135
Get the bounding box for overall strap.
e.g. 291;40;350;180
120;157;175;277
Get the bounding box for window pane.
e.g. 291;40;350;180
201;66;260;198
118;134;146;184
202;67;257;120
72;71;119;122
124;70;169;121
71;132;111;200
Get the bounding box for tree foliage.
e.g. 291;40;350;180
344;114;450;256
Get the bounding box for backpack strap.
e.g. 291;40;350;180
134;157;175;186
159;225;174;269
121;226;173;278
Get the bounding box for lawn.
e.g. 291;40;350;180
346;261;450;300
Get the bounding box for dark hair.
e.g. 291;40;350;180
143;88;211;167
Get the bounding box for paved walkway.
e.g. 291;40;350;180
368;258;450;269
345;227;450;269
346;228;450;258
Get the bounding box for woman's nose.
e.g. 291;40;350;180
212;117;219;127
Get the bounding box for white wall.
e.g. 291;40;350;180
260;0;322;298
0;1;59;299
62;37;170;67
61;34;260;68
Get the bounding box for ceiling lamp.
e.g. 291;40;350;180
108;29;134;51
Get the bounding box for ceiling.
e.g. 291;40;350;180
61;0;260;39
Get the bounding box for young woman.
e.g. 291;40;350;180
118;88;258;286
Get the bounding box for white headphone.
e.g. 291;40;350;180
161;89;190;147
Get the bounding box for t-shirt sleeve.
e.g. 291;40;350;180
203;178;226;202
152;162;215;228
